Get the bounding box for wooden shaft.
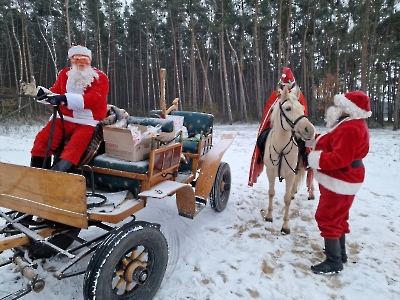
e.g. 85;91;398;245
160;68;166;116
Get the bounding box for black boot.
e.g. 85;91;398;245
311;238;343;274
322;235;348;263
51;159;74;172
340;235;348;263
30;156;51;169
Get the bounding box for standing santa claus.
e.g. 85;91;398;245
305;90;372;274
31;45;109;172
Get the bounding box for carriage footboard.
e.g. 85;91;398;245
0;162;88;229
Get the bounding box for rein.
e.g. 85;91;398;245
269;98;307;181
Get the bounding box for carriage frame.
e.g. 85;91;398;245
0;110;234;300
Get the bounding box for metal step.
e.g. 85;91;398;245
175;171;193;183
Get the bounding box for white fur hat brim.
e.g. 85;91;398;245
68;45;92;59
334;94;372;119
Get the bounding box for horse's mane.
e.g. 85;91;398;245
270;85;301;128
270;98;281;128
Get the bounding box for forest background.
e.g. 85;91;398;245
1;0;400;128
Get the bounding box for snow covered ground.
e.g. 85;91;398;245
0;122;399;299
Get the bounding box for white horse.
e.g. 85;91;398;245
262;86;315;234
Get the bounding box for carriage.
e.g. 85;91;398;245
0;108;234;299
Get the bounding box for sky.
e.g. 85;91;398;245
0;122;399;300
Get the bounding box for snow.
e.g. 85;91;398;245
0;122;399;299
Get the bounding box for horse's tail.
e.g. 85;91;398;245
294;155;307;192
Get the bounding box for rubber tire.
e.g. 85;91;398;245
5;212;80;259
209;162;231;212
83;222;168;300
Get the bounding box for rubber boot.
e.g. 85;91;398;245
311;238;343;274
340;235;348;263
323;235;347;263
51;159;74;172
30;156;51;169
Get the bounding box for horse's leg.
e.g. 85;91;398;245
291;164;305;199
262;171;275;223
308;182;315;200
306;169;315;200
282;175;296;235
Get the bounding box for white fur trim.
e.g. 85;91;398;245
308;150;321;169
65;93;84;110
68;46;92;59
334;94;372;119
37;86;52;95
315;170;363;195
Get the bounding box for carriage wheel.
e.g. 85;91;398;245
209;162;231;212
83;222;168;300
5;212;80;258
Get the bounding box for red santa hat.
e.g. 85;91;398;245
68;45;92;60
278;67;295;86
334;91;372;119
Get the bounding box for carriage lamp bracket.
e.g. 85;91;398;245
161;171;178;178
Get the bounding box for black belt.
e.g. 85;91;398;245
351;160;363;168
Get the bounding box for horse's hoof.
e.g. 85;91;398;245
308;196;315;200
260;209;273;222
281;228;290;235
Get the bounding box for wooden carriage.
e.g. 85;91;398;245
0;110;234;299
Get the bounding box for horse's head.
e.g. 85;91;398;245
273;86;315;140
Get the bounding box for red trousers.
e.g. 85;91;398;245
315;185;355;239
31;119;95;165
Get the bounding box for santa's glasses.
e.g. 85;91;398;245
71;55;91;62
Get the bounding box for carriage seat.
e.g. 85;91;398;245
149;110;214;138
126;116;174;133
84;117;175;197
149;110;214;171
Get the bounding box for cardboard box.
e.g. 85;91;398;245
103;125;152;162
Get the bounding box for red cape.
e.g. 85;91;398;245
248;90;308;186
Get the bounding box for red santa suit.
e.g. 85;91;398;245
31;58;109;165
248;67;308;186
307;91;371;239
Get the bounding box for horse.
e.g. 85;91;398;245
261;86;315;235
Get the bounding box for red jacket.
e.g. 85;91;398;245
49;67;109;126
308;118;369;195
248;87;308;186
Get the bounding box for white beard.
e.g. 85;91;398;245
67;66;99;89
325;106;344;128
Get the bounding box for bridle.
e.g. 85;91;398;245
279;98;308;132
269;97;308;181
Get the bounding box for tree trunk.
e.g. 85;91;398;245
284;0;292;67
220;0;233;124
193;35;213;114
65;0;71;46
278;0;283;72
226;30;248;122
254;0;262;119
394;65;399;130
361;0;370;92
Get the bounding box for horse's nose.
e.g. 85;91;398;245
305;127;309;133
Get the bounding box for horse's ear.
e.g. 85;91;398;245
292;84;300;98
281;85;289;98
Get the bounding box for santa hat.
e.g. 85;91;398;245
334;91;372;119
68;45;92;60
278;67;295;86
